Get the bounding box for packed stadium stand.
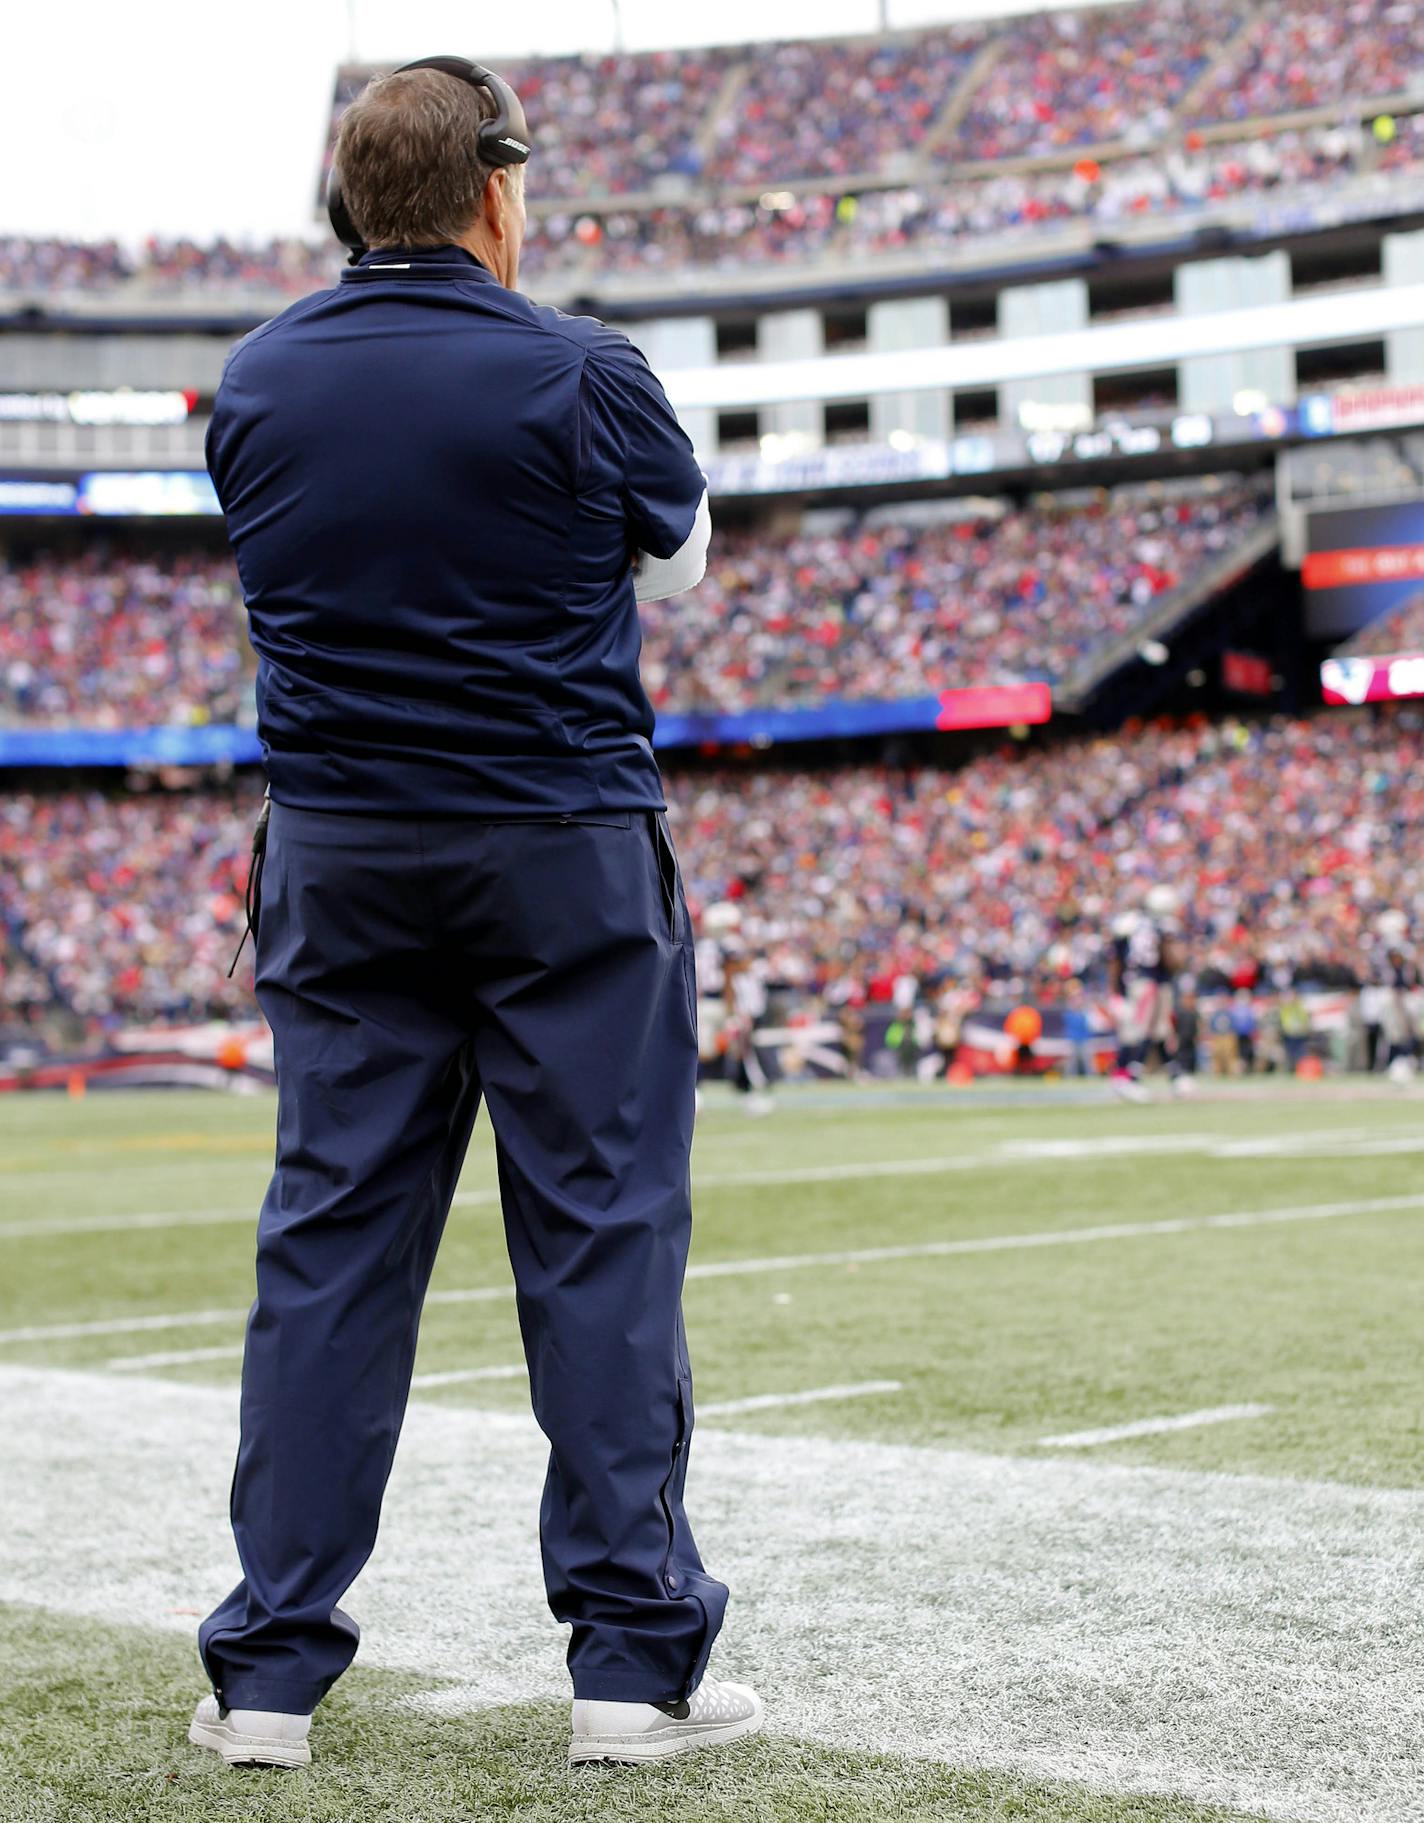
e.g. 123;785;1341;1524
1188;0;1424;122
0;550;245;729
4;0;1423;296
0;485;1265;729
6;104;1422;290
5;3;1424;1073
638;484;1266;710
943;0;1237;161
4;707;1419;1032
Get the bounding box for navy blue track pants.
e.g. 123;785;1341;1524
199;802;728;1713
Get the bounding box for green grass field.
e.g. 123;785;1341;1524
2;1081;1421;1822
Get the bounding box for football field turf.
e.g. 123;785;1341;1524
1;1081;1420;1822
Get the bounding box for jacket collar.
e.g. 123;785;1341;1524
339;245;497;283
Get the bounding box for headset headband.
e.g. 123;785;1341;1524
327;56;533;264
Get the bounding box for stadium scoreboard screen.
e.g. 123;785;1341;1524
1303;501;1424;641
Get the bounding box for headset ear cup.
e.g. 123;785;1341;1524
326;167;366;263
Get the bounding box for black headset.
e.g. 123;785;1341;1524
327;56;533;264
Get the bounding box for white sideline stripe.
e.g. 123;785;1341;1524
424;1284;508;1309
1040;1404;1275;1449
408;1365;525;1390
3;1190;1423;1347
0;1206;255;1241
2;1364;1421;1823
107;1344;245;1372
0;1305;251;1345
698;1380;902;1416
7;1123;1424;1241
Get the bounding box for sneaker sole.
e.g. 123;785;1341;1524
188;1718;311;1769
569;1707;764;1766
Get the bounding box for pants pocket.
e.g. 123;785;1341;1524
649;812;681;942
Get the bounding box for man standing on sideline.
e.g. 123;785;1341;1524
188;58;761;1771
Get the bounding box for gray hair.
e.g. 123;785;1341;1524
333;68;522;248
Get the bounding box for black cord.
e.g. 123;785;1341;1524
227;793;272;979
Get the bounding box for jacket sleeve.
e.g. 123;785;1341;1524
582;336;707;560
634;485;710;601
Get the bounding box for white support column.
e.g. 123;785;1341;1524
998;279;1090;431
623;316;718;456
1177;253;1293;413
868;296;952;442
1383;230;1424;384
759;308;825;446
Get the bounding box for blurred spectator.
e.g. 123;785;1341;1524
0;787;255;1025
705;30;984;185
5;113;1421;296
640;485;1265;711
0;549;245;729
7;707;1424;1028
1191;0;1424;123
950;0;1240;161
0;487;1262;730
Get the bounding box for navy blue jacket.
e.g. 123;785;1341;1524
206;246;704;816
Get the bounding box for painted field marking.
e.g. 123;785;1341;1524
0;1306;252;1346
3;1363;1420;1823
4;1189;1424;1349
107;1344;245;1373
409;1364;525;1390
6;1123;1424;1242
698;1380;902;1416
1039;1404;1275;1449
424;1284;508;1310
0;1207;254;1242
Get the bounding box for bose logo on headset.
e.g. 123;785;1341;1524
327;55;534;265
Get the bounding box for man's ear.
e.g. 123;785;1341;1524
484;170;507;240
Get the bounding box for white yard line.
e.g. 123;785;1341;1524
424;1285;509;1309
698;1380;902;1416
8;1123;1424;1241
3;1189;1423;1348
408;1365;525;1390
1039;1404;1276;1449
106;1344;245;1373
0;1206;255;1241
1;1364;1419;1823
0;1306;251;1345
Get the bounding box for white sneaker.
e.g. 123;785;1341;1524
569;1677;764;1765
188;1694;312;1768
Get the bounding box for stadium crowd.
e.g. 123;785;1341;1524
673;711;1424;1008
947;0;1238;162
6;111;1417;297
638;486;1266;711
1191;0;1424;123
3;709;1420;1031
0;235;337;295
0;488;1264;731
704;29;984;184
0;787;256;1026
0;550;246;729
6;0;1423;300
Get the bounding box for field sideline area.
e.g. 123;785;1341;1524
2;1081;1421;1823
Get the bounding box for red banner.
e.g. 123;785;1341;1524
1303;544;1424;590
1222;650;1273;696
936;682;1052;731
